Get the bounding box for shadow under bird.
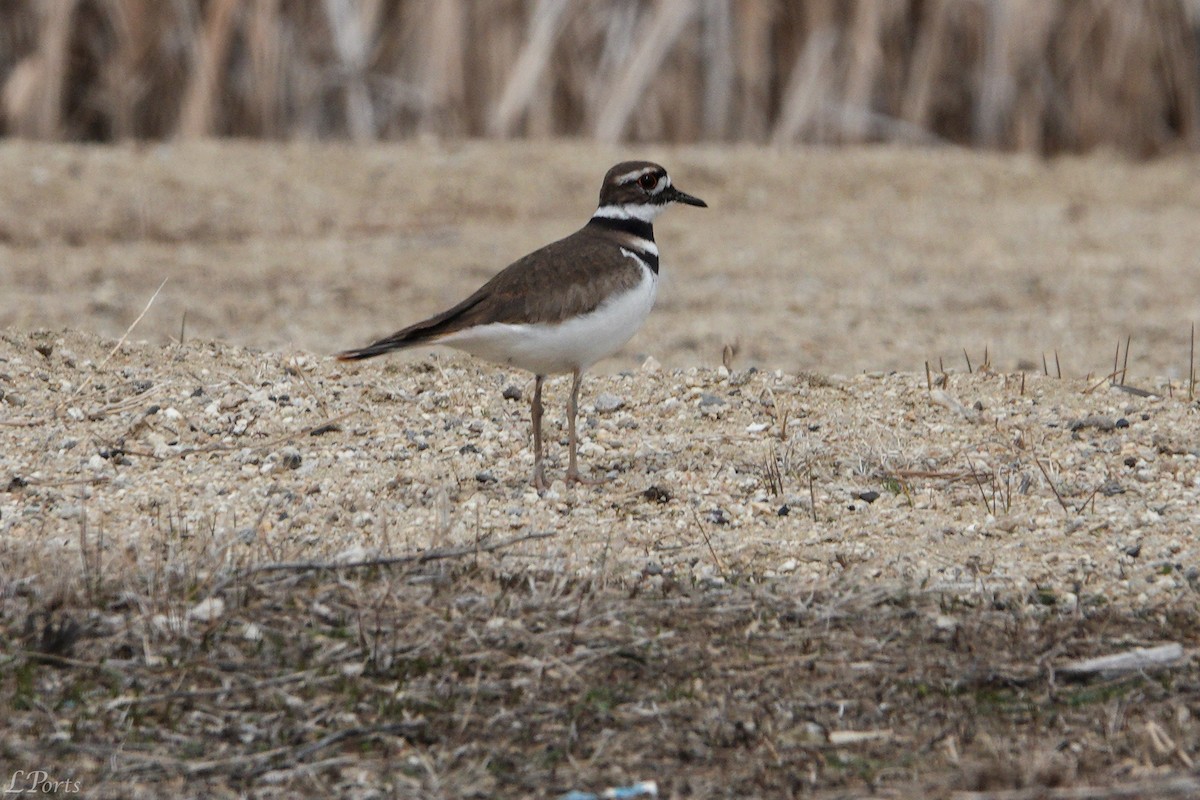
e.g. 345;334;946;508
337;161;707;489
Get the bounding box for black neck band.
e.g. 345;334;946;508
588;215;655;241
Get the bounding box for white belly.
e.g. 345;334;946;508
440;264;657;375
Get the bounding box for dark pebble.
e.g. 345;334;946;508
642;485;671;503
502;385;522;401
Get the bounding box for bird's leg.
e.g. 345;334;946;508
565;369;603;485
531;374;548;490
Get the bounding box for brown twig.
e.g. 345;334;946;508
1035;457;1069;515
226;529;555;581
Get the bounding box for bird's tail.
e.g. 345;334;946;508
336;329;439;361
337;293;487;361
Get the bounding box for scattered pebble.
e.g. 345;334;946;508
278;447;303;470
187;597;224;623
1070;415;1116;432
593;393;624;413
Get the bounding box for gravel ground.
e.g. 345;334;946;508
3;327;1197;607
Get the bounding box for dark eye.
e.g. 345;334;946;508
638;173;658;191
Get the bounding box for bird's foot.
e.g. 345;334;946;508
531;467;549;492
565;469;605;487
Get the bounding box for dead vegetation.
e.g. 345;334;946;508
1;0;1199;155
2;542;1199;798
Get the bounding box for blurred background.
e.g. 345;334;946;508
2;0;1199;157
2;1;1200;378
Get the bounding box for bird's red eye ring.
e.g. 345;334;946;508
638;173;659;191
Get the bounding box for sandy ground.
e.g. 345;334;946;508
2;140;1200;378
1;141;1199;797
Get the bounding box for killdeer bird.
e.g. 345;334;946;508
337;161;706;489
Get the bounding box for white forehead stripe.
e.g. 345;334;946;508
615;166;658;184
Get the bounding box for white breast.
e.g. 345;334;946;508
440;258;658;375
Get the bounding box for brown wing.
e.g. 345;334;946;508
337;227;643;361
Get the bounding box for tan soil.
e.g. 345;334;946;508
1;141;1198;797
3;140;1200;377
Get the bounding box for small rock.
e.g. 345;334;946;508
698;393;726;408
187;597;225;623
594;392;624;413
642;485;671;503
641;356;661;373
501;384;522;401
1070;415;1115;432
476;470;497;484
57;505;85;520
853;490;880;504
278;447;302;470
777;504;790;516
706;508;729;525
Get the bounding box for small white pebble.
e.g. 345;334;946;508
187;597;225;623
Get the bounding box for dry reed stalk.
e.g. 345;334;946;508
841;0;885;142
20;0;79;139
975;0;1015;147
178;0;239;137
772;28;838;145
900;0;949;130
323;0;382;142
700;0;734;140
593;0;697;142
488;0;573;137
97;0;143;139
731;0;774;140
1008;0;1056;152
418;0;467;135
247;0;284;137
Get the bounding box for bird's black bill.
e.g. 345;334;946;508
666;186;707;208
